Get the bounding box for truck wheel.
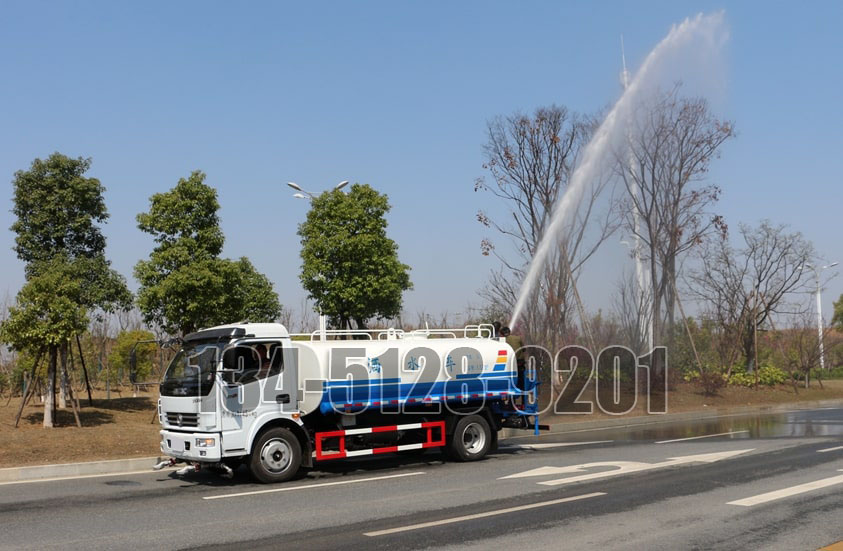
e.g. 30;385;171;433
448;415;492;461
249;427;301;483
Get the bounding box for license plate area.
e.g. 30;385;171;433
169;436;185;453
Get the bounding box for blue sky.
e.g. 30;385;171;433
1;1;841;325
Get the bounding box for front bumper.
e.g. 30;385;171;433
160;430;222;462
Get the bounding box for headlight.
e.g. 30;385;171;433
195;438;216;448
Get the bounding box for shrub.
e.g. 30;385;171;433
685;364;727;396
727;365;787;387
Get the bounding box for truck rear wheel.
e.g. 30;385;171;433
448;415;492;461
249;427;301;483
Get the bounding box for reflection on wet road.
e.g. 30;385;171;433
552;407;843;443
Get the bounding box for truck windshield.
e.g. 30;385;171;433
160;341;224;397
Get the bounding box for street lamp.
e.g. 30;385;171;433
286;180;350;338
800;262;839;370
286;180;348;200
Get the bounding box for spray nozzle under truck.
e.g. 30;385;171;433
153;322;540;483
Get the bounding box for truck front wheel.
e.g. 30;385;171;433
448;415;492;461
249;427;302;483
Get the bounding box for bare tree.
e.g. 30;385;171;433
689;220;815;371
276;304;294;330
476;105;617;351
294;298;317;333
772;312;843;389
117;307;145;332
613;272;653;353
617;86;734;347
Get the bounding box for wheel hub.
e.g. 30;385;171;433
463;423;486;454
261;438;292;473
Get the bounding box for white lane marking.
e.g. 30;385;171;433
0;468;178;486
501;449;754;486
203;471;425;500
727;471;843;506
363;492;605;537
499;440;612;451
818;445;843;453
655;430;749;444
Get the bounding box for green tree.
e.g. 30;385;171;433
298;184;412;329
11;155;107;269
112;329;157;383
834;295;843;330
134;170;281;335
2;153;130;427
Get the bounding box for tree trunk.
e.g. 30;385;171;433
665;257;677;349
76;334;94;407
743;328;755;372
44;345;57;428
14;348;43;428
59;342;69;409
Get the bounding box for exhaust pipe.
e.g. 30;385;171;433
152;458;179;471
175;463;201;476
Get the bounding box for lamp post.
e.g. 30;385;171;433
286;180;350;338
286;180;349;200
801;262;839;370
620;237;653;353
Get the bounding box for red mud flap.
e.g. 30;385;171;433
315;421;446;460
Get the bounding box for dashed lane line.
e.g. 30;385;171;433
363;492;606;536
203;471;425;500
727;470;843;507
498;440;613;451
655;430;748;444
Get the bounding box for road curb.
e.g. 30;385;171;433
0;456;164;484
500;398;843;439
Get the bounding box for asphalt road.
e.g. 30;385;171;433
1;407;842;550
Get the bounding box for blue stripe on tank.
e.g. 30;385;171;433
316;376;524;414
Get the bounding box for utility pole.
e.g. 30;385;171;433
802;262;839;370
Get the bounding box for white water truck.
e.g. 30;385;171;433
154;322;541;483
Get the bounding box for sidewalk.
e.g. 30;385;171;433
0;456;165;484
2;397;841;484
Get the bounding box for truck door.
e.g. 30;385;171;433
263;342;298;414
219;340;297;453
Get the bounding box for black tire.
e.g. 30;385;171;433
448;415;492;462
249;427;302;484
